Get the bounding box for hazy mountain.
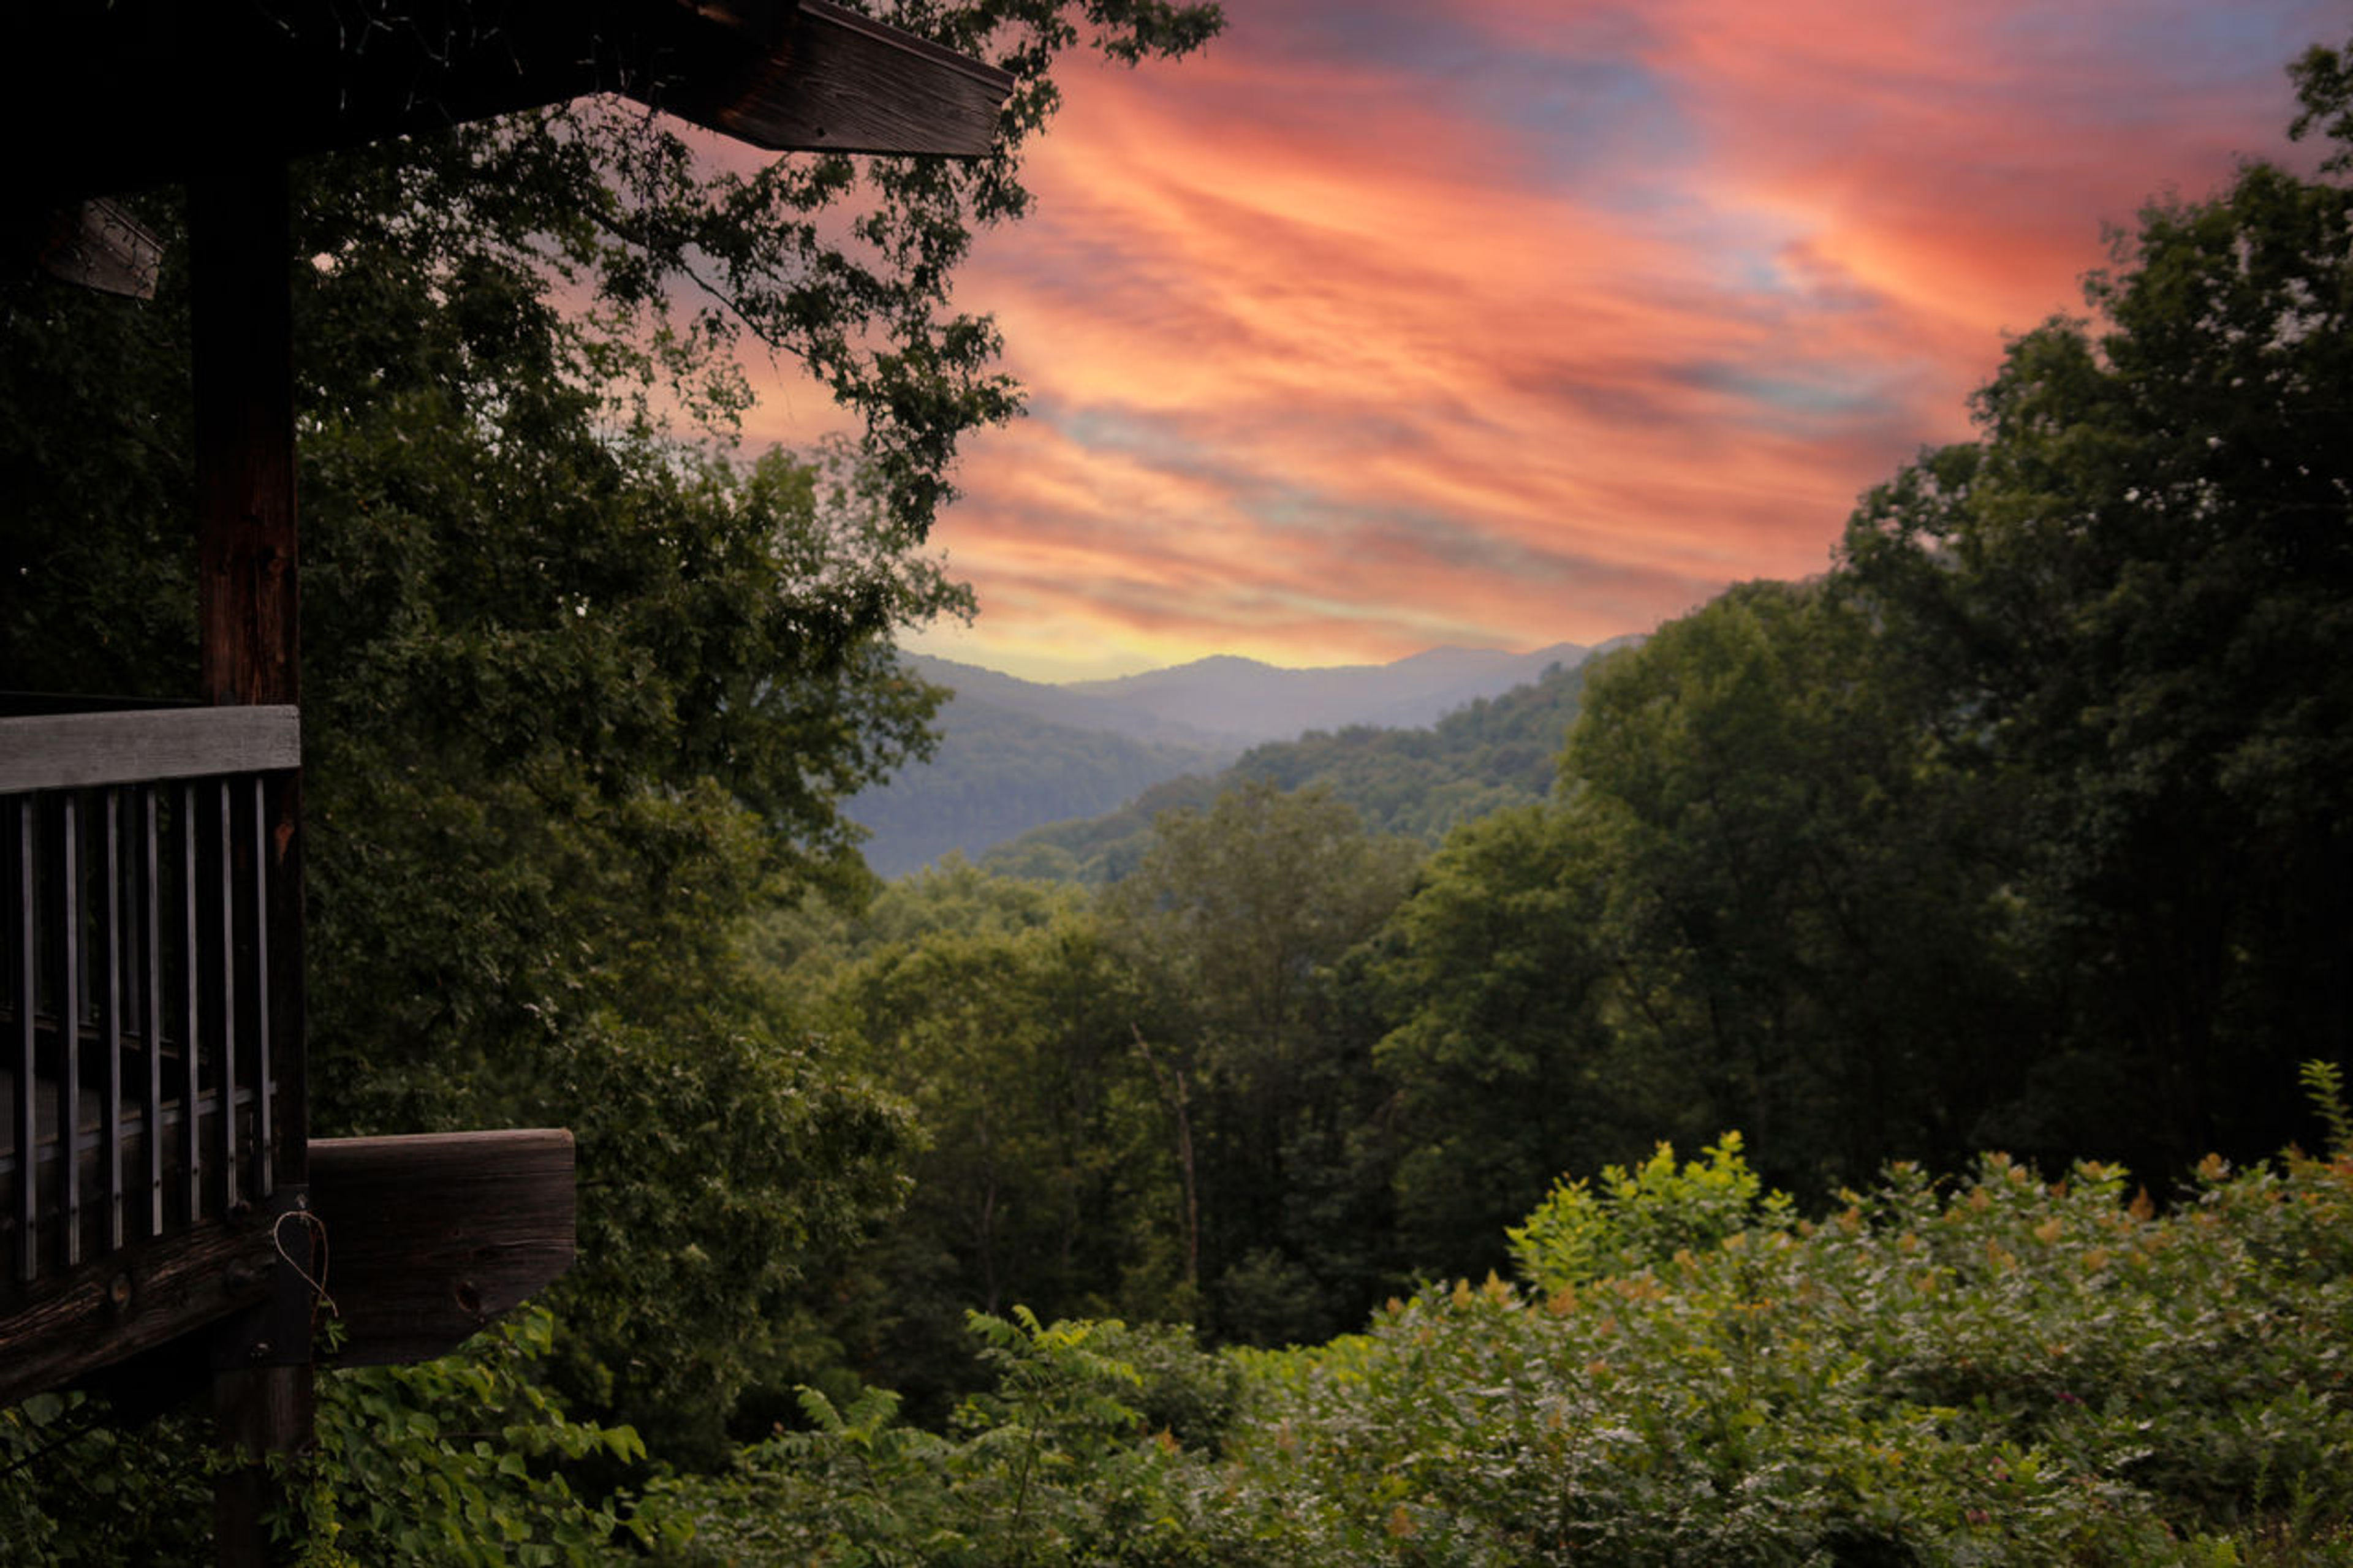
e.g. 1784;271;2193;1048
985;652;1606;884
850;640;1637;879
1061;642;1593;743
896;655;1245;748
847;696;1234;881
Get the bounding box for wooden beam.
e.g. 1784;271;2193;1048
0;707;299;793
10;0;1013;205
669;0;1014;156
309;1129;575;1367
0;1126;575;1408
0;1217;279;1410
186;160;310;1567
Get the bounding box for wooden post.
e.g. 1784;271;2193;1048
189;157;310;1568
211;1365;314;1566
192;162;298;711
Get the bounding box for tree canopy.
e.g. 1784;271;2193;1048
2;0;1222;1459
1835;48;2353;1175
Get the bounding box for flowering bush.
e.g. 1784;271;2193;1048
1205;1137;2353;1564
650;1116;2353;1565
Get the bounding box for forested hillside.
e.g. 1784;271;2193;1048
846;697;1232;878
851;643;1600;876
1057;642;1593;739
986;651;1599;881
6;25;2352;1568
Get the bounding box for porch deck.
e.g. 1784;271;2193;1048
0;702;300;1392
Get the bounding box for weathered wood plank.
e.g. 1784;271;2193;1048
33;199;164;300
0;708;300;793
698;0;1014;156
309;1129;575;1367
13;0;1012;207
0;1217;279;1409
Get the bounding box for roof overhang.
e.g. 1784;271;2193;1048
10;0;1015;204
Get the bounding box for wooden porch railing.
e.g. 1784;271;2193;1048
0;703;300;1312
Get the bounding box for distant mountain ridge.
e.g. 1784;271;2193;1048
895;656;1242;749
849;640;1632;879
985;652;1610;884
1057;642;1594;743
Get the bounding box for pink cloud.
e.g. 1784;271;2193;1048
775;0;2341;680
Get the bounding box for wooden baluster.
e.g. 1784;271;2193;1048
140;784;165;1241
101;787;124;1254
8;800;34;1284
56;795;81;1270
213;779;237;1218
181;781;203;1224
247;778;273;1201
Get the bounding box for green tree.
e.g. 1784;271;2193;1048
811;873;1175;1418
1104;781;1423;1343
1368;802;1654;1282
1837;35;2353;1175
289;157;972;1458
1561;581;2032;1191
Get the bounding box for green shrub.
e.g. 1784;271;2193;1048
1080;1320;1245;1452
1204;1141;2353;1565
643;1124;2353;1565
646;1308;1225;1566
1506;1132;1795;1290
287;1307;665;1566
0;1390;211;1566
2;1308;656;1567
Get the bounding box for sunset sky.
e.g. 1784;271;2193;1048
747;1;2344;683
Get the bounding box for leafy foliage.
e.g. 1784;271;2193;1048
0;1393;211;1566
1366;801;1650;1282
1507;1134;1794;1292
1;1312;655;1567
1833;59;2353;1175
640;1123;2353;1567
282;1310;663;1566
1559;578;2036;1190
648;1308;1224;1566
1103;780;1423;1344
775;781;1428;1414
1207;1134;2353;1566
805;878;1172;1417
283;199;954;1445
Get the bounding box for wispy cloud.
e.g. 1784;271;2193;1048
756;0;2340;679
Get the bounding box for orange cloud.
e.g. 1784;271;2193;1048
762;0;2338;681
